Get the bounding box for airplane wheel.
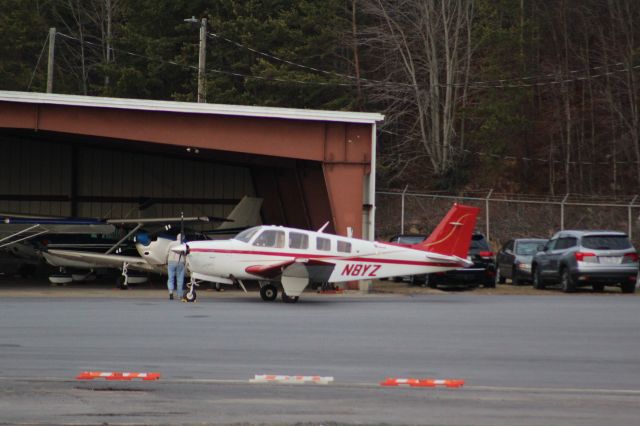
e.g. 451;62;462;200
282;293;299;303
49;274;72;285
260;284;278;301
184;291;197;303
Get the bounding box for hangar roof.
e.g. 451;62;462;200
0;91;384;124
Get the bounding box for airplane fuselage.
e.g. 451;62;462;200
185;226;465;284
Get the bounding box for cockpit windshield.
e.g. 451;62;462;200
234;226;261;243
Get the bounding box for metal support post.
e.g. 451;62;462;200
485;189;493;241
400;184;408;234
561;193;569;230
198;18;207;103
46;27;56;93
628;195;638;239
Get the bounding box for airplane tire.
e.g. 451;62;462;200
260;284;278;301
282;293;299;303
49;274;72;285
184;291;197;302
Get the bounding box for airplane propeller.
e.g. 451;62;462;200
180;212;184;245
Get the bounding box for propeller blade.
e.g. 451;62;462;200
180;212;184;244
170;243;189;255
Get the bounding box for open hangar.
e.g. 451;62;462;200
0;91;383;240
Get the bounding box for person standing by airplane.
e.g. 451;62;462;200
166;233;186;300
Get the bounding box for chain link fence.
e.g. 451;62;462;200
376;190;640;249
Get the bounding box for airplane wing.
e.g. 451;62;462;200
107;216;221;225
0;217;116;249
245;260;296;278
45;249;158;273
1;218;115;235
246;258;335;282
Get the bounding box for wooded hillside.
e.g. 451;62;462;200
2;0;639;197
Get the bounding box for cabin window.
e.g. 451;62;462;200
289;232;309;249
234;227;260;243
316;237;331;251
337;240;352;253
253;230;285;248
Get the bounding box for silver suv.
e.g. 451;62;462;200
532;230;638;293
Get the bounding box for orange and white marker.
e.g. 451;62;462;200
250;374;334;385
76;371;160;381
380;377;464;388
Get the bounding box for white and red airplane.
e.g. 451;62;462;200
175;203;479;303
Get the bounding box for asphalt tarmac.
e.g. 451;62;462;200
1;284;639;425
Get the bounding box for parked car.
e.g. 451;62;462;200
387;234;427;283
389;234;427;245
496;238;548;285
531;230;638;293
423;233;496;289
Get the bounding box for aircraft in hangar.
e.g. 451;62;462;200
171;203;479;303
42;196;263;287
0;215;117;279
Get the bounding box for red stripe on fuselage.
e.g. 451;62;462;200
188;248;461;267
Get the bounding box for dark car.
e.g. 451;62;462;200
532;230;638;293
496;238;548;285
423;233;496;289
387;234;427;283
389;234;427;246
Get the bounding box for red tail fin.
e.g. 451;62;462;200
416;204;480;258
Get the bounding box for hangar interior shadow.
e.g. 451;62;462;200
0;129;334;233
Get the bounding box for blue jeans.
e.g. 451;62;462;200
167;261;185;298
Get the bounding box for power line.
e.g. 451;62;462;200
54;30;640;93
207;30;640;89
56;32;352;88
208;31;381;85
27;32;50;91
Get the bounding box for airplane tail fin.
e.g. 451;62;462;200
216;197;263;230
416;204;480;258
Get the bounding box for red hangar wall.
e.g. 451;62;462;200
0;91;383;239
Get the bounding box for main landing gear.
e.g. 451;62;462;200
116;262;148;290
259;283;278;301
49;267;72;285
118;262;130;289
258;281;300;303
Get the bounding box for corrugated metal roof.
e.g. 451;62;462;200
0;91;384;124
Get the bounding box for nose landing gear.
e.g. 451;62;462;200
183;277;199;303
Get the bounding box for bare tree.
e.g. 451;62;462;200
606;0;640;186
358;0;475;179
51;0;121;94
84;0;121;88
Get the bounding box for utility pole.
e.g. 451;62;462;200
47;27;56;93
198;18;207;103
